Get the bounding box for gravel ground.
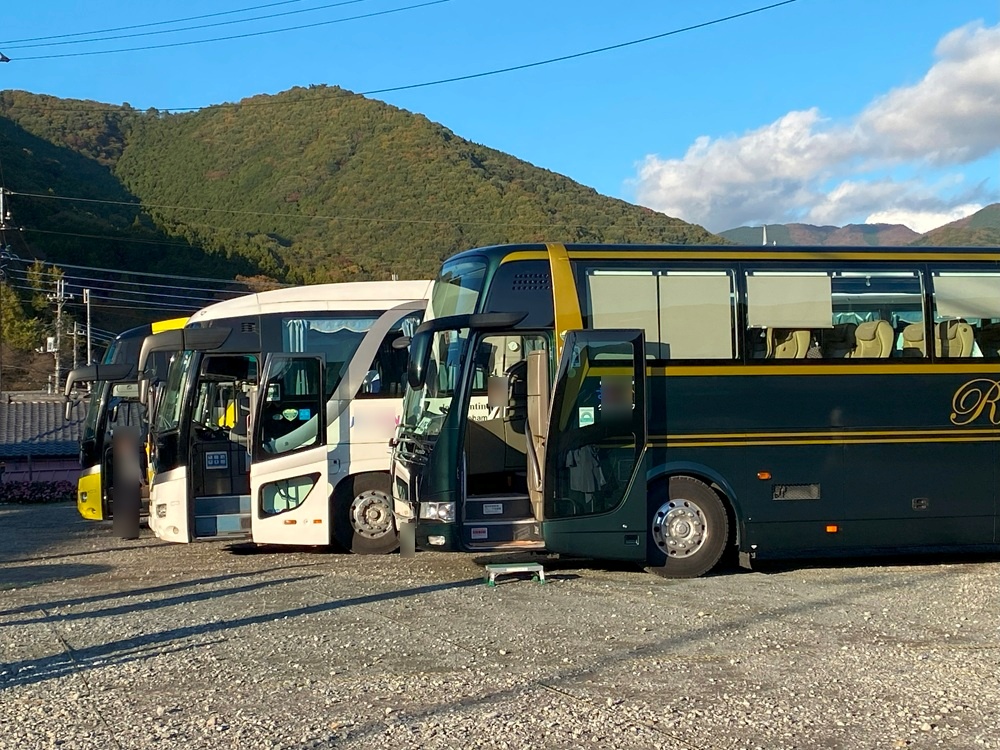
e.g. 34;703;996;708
2;502;1000;750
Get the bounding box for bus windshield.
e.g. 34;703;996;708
400;327;470;436
156;351;195;433
401;258;486;436
81;388;103;443
423;258;487;324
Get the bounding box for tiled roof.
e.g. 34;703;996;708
0;393;86;458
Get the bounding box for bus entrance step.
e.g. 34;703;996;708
484;562;546;587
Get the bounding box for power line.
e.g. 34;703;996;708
4;279;223;308
9;268;252;297
16;256;287;287
23;227;223;252
6;274;236;307
2;0;799;109
11;0;452;61
0;0;314;45
4;279;210;313
11;189;659;230
3;0;377;51
361;0;801;97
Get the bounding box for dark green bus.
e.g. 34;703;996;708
391;243;1000;577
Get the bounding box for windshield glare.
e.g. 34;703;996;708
401;327;471;436
155;351;195;433
425;259;487;324
400;259;486;437
81;388;103;442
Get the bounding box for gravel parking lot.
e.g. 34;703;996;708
2;502;1000;750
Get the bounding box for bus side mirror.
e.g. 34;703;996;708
391;336;411;350
139;375;150;406
407;331;431;389
64;398;75;422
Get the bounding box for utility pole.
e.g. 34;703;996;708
84;288;93;364
71;323;79;370
0;188;13;397
47;277;73;388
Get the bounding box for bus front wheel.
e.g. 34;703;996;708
646;476;728;578
334;474;399;555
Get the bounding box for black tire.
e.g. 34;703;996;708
646;475;729;579
333;474;399;555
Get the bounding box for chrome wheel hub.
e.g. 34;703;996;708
351;490;394;539
652;498;708;557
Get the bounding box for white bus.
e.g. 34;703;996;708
141;280;431;554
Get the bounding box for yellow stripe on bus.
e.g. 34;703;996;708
649;364;1000;376
657;428;998;440
151;317;189;334
655;436;1000;447
547;243;583;360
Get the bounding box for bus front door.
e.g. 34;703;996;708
250;354;331;546
541;329;648;562
186;355;256;540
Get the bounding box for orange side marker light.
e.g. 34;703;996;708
825;524;839;533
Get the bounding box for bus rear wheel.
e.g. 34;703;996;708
646;476;728;579
334;474;399;555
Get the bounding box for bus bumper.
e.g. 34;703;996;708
77;468;103;521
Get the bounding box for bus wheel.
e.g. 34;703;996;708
334;475;399;555
646;476;728;579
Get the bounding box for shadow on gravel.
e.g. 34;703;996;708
5;540;172;565
749;549;1000;575
0;563;113;591
337;566;961;747
0;577;481;691
1;573;323;628
0;564;323;618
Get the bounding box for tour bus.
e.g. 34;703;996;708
65;317;188;521
392;243;1000;577
141;281;431;554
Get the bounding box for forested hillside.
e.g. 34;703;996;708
914;204;1000;246
0;86;722;388
1;86;722;286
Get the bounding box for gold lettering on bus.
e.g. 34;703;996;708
950;379;1000;426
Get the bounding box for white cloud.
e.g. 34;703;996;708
866;204;984;234
633;21;1000;233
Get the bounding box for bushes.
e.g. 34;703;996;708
0;480;75;505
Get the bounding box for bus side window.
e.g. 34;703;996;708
931;273;1000;359
745;272;830;360
358;312;423;398
745;269;926;361
583;268;736;360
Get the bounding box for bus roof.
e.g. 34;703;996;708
188;280;433;324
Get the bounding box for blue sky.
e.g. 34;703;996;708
1;0;998;233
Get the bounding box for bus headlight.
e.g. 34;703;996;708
419;502;455;523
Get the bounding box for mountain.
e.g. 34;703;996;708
720;222;921;246
1;86;722;288
721;206;1000;247
913;204;1000;246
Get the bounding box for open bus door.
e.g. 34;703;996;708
540;329;649;562
142;327;259;543
249;354;331;546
